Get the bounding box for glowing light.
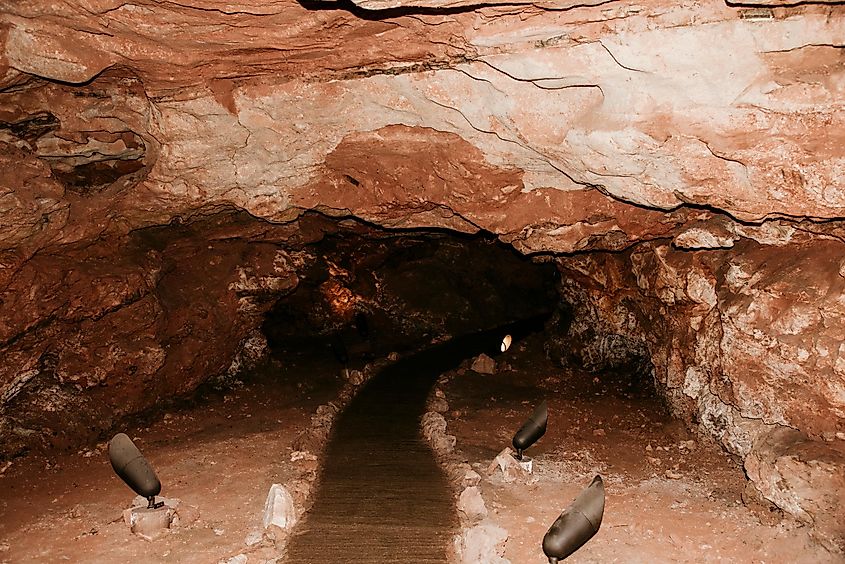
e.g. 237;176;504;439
320;279;357;320
501;334;512;352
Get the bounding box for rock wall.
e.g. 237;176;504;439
552;235;845;551
2;2;844;249
0;213;307;457
0;208;555;458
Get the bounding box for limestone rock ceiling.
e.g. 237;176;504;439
1;0;843;257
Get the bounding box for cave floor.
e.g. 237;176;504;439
284;342;460;563
0;334;835;563
0;353;344;564
441;333;833;563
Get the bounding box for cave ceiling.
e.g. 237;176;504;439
0;0;843;261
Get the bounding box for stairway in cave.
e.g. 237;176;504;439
284;318;545;563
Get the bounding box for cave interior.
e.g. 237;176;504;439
0;0;844;561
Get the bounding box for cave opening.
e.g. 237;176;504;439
241;215;677;563
2;206;839;563
259;220;562;366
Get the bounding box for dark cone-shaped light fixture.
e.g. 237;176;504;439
512;400;547;460
542;475;605;563
108;433;162;508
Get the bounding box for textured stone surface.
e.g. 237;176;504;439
457;486;488;522
555;239;845;447
0;7;842;257
0;214;306;456
262;484;297;531
744;428;845;552
1;0;844;549
470;353;496;375
124;506;173;541
552;239;845;550
487;447;531;483
456;521;510;564
1;3;843;245
423;411;459;455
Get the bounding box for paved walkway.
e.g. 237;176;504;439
285;317;546;563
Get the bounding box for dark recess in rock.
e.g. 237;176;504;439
262;227;559;362
0;111;59;143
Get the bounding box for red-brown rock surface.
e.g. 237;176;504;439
2;1;843;237
0;214;307;456
0;0;844;550
552;240;845;550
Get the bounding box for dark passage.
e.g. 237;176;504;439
285;316;546;563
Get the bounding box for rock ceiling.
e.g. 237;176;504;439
1;0;843;259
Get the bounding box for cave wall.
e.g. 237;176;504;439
554;235;845;446
0;208;555;459
551;234;845;550
2;2;844;247
0;213;309;456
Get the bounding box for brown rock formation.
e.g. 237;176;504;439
552;239;845;550
2;1;843;234
0;0;844;552
745;427;845;552
0;213;309;455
